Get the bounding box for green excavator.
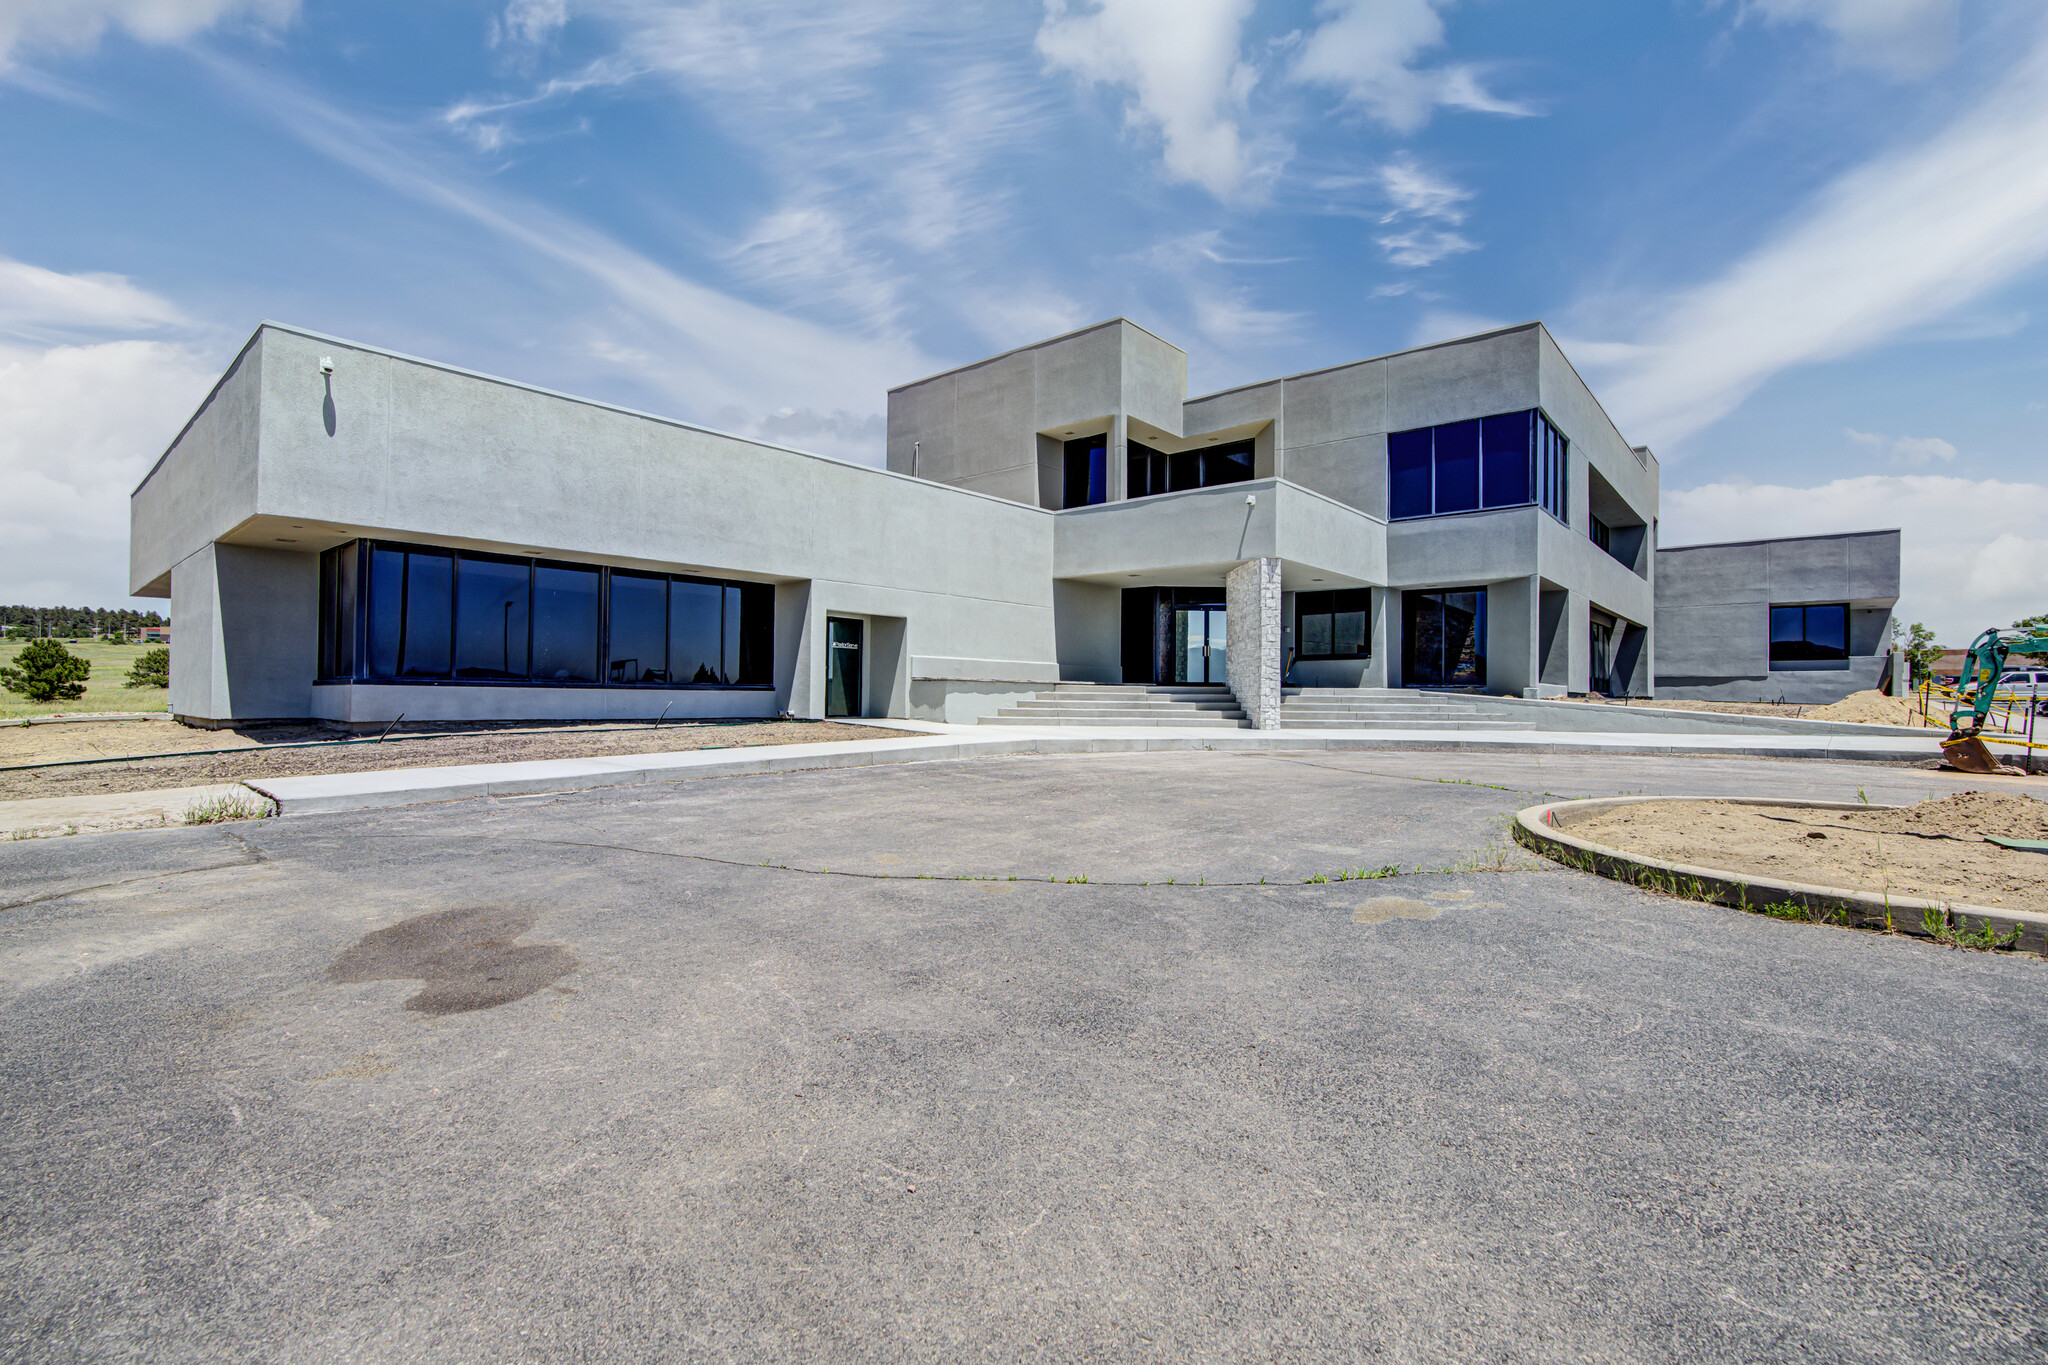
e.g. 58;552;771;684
1942;627;2048;774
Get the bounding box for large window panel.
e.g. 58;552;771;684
398;550;453;679
1295;588;1371;660
367;546;405;679
454;555;529;680
737;582;775;684
532;563;600;682
1433;420;1480;513
319;541;359;680
1770;603;1849;666
1481;412;1531;508
669;578;725;684
722;584;744;685
609;571;669;683
1389;429;1434;519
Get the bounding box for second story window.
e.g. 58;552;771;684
1389;409;1568;524
1063;435;1107;508
1127;439;1255;499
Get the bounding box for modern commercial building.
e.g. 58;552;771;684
130;317;1890;727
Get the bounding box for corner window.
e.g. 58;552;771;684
1295;589;1370;660
1770;603;1849;668
1127;438;1255;500
1388;409;1566;523
317;540;773;687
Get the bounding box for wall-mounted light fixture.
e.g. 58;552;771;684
318;356;334;375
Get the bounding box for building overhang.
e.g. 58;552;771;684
1051;478;1386;589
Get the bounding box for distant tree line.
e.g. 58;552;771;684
0;605;167;640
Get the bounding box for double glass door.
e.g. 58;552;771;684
1173;606;1227;684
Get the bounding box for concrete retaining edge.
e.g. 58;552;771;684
241;730;1945;816
1513;795;2048;953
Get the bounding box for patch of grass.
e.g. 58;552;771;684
0;638;171;719
182;791;273;825
1921;906;2024;951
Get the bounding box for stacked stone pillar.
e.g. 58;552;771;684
1224;556;1283;729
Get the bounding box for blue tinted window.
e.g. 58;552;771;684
669;579;724;684
1772;603;1848;664
399;551;453;678
1433;420;1480;513
723;584;744;685
1388;428;1433;519
533;564;599;682
609;572;668;684
367;546;404;678
1481;412;1531;508
454;556;528;680
1064;437;1107;507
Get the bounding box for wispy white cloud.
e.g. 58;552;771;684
1586;17;2048;449
1734;0;1959;77
448;3;1047;341
0;256;218;604
1289;0;1533;133
1375;227;1476;268
0;0;295;67
1377;158;1469;223
492;0;568;48
1845;427;1959;465
199;51;935;458
0;258;186;340
1037;0;1279;199
1663;474;2048;641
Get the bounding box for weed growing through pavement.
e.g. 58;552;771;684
182;792;273;825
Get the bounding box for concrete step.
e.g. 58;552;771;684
1277;718;1537;731
997;710;1248;722
1008;701;1247;715
981;715;1255;728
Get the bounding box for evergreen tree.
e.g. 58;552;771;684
0;640;91;702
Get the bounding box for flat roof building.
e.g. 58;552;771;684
130;318;1892;728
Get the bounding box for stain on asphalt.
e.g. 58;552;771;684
1351;897;1444;925
326;907;577;1014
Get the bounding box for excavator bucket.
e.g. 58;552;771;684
1941;735;2007;775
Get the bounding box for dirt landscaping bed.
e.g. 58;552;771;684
1561;689;1939;726
1568;790;2048;911
0;719;885;801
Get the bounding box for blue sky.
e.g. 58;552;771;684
1;0;2044;640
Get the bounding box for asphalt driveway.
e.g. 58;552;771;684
2;750;2043;1362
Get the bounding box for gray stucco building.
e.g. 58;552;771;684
130;317;1891;728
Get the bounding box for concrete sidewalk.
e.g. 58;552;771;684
241;722;1949;816
0;783;261;840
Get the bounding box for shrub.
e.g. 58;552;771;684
0;639;90;702
127;647;170;688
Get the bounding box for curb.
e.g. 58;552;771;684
1513;795;2048;953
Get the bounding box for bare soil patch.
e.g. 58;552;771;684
1562;690;1935;726
1570;791;2048;910
0;719;884;801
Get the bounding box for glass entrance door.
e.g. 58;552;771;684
825;618;863;717
1172;606;1227;684
1403;589;1486;687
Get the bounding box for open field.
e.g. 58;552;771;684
0;717;884;801
2;748;2043;1361
0;638;168;720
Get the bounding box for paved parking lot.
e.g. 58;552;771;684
2;750;2044;1362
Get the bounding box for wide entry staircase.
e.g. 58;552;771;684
1278;687;1537;731
978;684;1540;730
981;684;1251;728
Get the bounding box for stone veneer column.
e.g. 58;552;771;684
1224;557;1283;729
